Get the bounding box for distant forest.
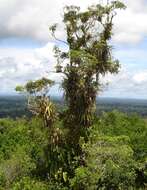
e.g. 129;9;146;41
1;96;147;118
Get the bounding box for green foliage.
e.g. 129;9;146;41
15;86;25;93
16;77;57;128
0;148;36;188
11;177;48;190
96;111;147;160
70;134;136;190
0;111;147;189
0;118;48;189
68;111;147;189
16;77;54;96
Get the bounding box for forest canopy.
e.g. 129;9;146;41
0;112;146;189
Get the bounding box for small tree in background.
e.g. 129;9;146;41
16;77;56;128
16;78;62;179
50;1;126;145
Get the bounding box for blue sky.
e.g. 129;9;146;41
0;0;147;99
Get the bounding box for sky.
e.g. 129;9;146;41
0;0;147;99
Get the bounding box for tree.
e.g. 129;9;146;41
16;77;56;128
50;1;126;144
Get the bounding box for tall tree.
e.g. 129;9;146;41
50;1;126;145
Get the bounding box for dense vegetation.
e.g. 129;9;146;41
0;1;147;189
0;112;146;189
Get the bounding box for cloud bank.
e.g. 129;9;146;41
0;0;147;44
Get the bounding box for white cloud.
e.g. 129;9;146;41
102;66;147;99
0;43;147;98
113;3;147;44
133;72;147;84
0;0;147;44
0;42;57;94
